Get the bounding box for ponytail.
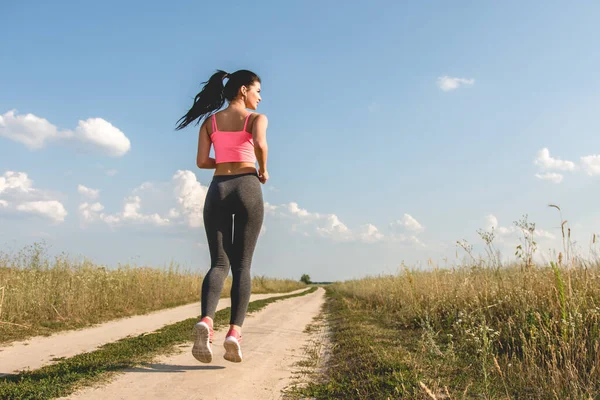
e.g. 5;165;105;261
176;69;261;131
175;70;229;131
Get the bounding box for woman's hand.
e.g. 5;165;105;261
258;169;269;184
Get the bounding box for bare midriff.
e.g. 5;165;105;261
214;162;257;176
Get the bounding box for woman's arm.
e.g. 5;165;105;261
196;119;216;169
252;114;268;174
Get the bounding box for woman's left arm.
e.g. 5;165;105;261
196;119;216;169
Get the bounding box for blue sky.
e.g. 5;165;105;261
1;1;599;281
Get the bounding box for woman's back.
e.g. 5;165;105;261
208;110;259;176
210;110;256;133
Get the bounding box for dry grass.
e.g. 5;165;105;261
332;257;600;398
250;275;307;294
292;208;600;398
0;242;305;343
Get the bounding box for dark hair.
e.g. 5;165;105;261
175;69;261;131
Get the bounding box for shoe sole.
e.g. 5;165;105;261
223;337;243;363
192;322;212;363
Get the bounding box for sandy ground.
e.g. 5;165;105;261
0;288;309;376
62;287;325;400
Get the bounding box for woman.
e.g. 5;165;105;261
175;69;268;363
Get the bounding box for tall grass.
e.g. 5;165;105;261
333;261;600;397
329;210;600;398
0;243;305;343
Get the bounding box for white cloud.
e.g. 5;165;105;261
284;202;346;238
106;169;118;176
316;214;352;241
263;202;428;246
72;118;130;157
1;171;67;223
388;233;426;247
0;110;131;157
272;201;395;244
535;229;556;240
393;214;424;232
172;170;208;228
275;202;358;241
532;150;600;182
0;110;61;149
534;148;576;171
483;214;556;243
497;226;515;235
409;235;425;247
264;202;278;214
388;214;426;246
134;182;153;192
16;201;67;222
79;202;120;225
535;172;563;183
357;223;384;243
287;202;316;219
78;184;100;199
122;196;169;226
79;195;169;227
437;76;475;91
485;214;499;231
79;201;103;221
484;214;515;236
103;214;121;225
0;171;35;194
78;170;205;229
87;202;104;213
580;155;600;176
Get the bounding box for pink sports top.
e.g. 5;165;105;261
210;113;256;164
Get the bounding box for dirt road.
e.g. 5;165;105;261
0;288;309;376
62;287;325;400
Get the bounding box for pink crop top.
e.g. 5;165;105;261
210;113;256;164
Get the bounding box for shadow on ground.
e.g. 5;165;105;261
125;363;226;373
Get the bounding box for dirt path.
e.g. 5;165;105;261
62;287;325;400
0;288;309;376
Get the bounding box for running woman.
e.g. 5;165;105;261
175;69;268;363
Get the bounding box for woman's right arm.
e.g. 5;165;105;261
253;114;269;183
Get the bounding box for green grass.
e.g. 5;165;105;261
291;289;422;400
0;286;318;400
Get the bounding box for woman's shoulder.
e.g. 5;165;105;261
200;115;211;128
246;112;267;133
249;112;267;122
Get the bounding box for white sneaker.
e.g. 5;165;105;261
223;328;243;363
192;319;213;363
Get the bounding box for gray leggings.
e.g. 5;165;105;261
201;172;264;326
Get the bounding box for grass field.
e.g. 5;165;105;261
293;214;600;399
0;243;306;344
